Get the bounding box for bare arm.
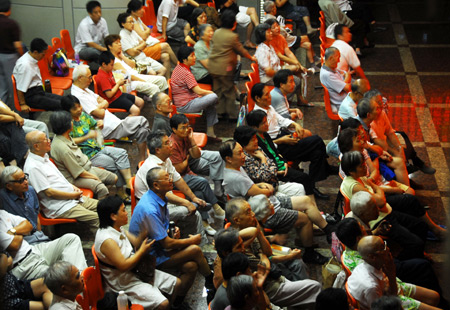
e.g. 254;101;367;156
100;238;154;272
124;39;147;57
134;22;151;40
86;42;107;52
90;109;106;119
246;183;274;197
185;0;200;7
72;130;97;145
162;17;169;40
10;220;33;236
43;188;83;200
173;156;190;175
103;79;126;99
185;36;197;45
191;86;213;96
159;233;201;250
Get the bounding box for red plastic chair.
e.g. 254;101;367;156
249;63;260;84
60;29;76;60
319;11;335;54
145;0;167;42
11;75;47;114
130;176;137;214
245;81;255;112
37;45;73;90
321;83;342;121
340;188;351;215
345;281;360;309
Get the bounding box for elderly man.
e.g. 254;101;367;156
364;90;435;175
0;166;51;244
44;261;84;310
12;38;62;111
135;130;211;236
23;130;99;233
0;208;87;280
338;78;370;119
151;92;173;135
347;235;441;310
129;167;211;306
320;47;352;112
71;65;150;162
74;0;109;72
226;198;322;308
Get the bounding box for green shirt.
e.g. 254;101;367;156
260;136;286;171
70;112;102;159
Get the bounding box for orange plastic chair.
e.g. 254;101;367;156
145;0;167;42
340;252;352;278
91;75;128;113
37;45;73;90
319;12;335;53
11;75;47;114
340;188;351;215
130;176;137;214
38;210;77;226
321;83;342;121
168;78;203;126
249;63;260;84
345;281;360;309
245;81;255;112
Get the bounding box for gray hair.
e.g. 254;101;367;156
363;89;382;100
248;194;271;221
198;23;212;38
72;64;89;82
44;261;73;295
350;191;374;217
356;98;372;118
0;166;21;188
25;130;45;151
146;130;166;155
324;47;339;60
151;92;165;109
214;228;240;259
146;167;164;190
225;198;247;225
227;274;254;308
263;1;275;13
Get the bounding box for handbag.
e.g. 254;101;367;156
321;256;342;288
133;255;156;284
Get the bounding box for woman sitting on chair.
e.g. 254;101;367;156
94;196;182;309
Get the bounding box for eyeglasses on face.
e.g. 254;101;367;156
9;173;29;184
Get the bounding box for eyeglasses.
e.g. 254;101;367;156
9;173;29;184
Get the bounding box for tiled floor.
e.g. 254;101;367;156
40;0;450;308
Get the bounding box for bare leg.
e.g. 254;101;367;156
169;278;182;306
157;65;167;77
294;211;313;247
302;16;316;34
138;141;148;162
247;7;259;27
300;37;315;63
160;53;171;79
162;245;211;277
414;286;440;307
245;22;255;47
422;214;447;239
119;168;132;188
129;105;141;116
160;42;178;65
387;156;410;186
290;196;328;229
156;300;170;310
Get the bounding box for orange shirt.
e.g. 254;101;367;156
269;34;289;65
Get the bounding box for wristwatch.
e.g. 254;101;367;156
8;228;16;235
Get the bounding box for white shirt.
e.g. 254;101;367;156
338;93;357;119
254;105;294;139
254;43;281;83
132;16;160;46
12;52;42;92
0;210;32;264
157;0;185;32
49;295;83;310
332;0;352;12
74;16;109;53
331;39;361;73
71;85;122;137
320;65;348;106
23;152;78;218
135;154;181;198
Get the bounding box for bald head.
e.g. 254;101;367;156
357;235;384;259
25;130;44;151
352;79;370;95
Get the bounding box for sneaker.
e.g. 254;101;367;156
213;203;225;218
203;223;217;236
302;250;329;265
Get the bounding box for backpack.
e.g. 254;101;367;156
50;48;70;77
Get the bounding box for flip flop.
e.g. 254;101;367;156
298;102;315;107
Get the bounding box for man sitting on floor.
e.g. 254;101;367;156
71;65;150;162
129;167;211;307
23;131;99;234
0;209;87;281
320;47;352;112
12;38;62;111
135;130;210;237
0;166;51;244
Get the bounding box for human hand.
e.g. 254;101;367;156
173;226;181;239
20;104;31;113
87;130;98;139
138;238;155;254
192;197;206;208
118;79;126;86
380;151;393;162
14;113;24;127
185;202;197;215
253;150;266;161
288;248;302;260
373;220;391;236
189;233;202;245
96;120;104;129
280;135;298;145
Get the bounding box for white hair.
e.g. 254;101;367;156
72;64;90;82
350;191;374;217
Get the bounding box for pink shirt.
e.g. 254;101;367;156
170;63;199;108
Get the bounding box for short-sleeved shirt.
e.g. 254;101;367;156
135;154;182;199
0;187;39;230
74;16;109;54
71;85;122;137
119;28;151;64
188;25;200;43
254;43;281;83
152;113;172;136
70;112;102;159
222;167;254;198
96;68;122;104
12;52;42;92
23;152;78;218
0;210;32;264
331;39;361;73
270;87;291;119
50;135;92;182
157;0;184;32
369;111;395;141
338;93;357;119
49;294;83;310
129;189;170;266
320;64;348;106
0;15;21;54
191;40;212;81
170;63;199;108
169;133;194;176
269;34;288;65
253;105;294;139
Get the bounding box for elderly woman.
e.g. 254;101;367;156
340;151;446;241
49;111;117;199
191;24;214;85
185;7;208;45
104;34;168;97
94;196;181;309
61;95;132;202
117;12;172;79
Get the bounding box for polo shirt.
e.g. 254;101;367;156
319;64;347;106
129;189;171;266
0;210;32;264
270;87;291;119
74;16;109;53
0;187;39;230
70;112;102;159
71;85;122;137
169;133;194;176
23;152;78;218
253;105;294;139
157;0;185;32
135;154;182;199
338;93;357;119
12;52;42;92
96;68;122;104
331;39;360;73
170;63;199;108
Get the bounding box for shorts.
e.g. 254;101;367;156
143;44;162;61
110;93;135;111
236;6;251;27
265;207;298;234
276;193;293;209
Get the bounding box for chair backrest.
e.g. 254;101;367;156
11;75;45;113
250;63;260;84
245;81;255;112
340;250;352;278
345;281;360;309
80;266;104;310
60;29;75;59
37;45;55;80
92;75;99;94
52;37;64;51
339;188;351;215
321;83;342;121
145;0;158;26
130;176;137;214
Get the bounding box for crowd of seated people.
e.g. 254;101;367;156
0;0;446;309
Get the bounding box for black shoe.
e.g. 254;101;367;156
313;188;330;200
419;164;436;175
303;249;329;265
407;164;420;174
409;179;424;190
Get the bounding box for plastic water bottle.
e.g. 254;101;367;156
75;53;80;65
117;291;129;310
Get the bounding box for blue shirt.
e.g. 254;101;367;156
270;87;290;119
338;93;357;120
129;189;170;266
0;186;39;229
